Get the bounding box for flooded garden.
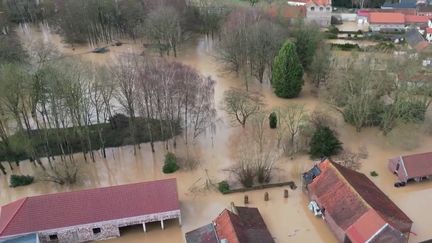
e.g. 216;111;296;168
0;23;429;242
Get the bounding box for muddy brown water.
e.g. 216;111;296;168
2;26;431;242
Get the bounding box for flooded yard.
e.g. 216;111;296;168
1;25;431;242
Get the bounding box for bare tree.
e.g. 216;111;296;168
144;6;182;57
222;88;264;128
282;104;307;147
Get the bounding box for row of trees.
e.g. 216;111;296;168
0;36;216;177
1;0;229;51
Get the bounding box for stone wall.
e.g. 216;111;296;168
38;210;181;243
306;4;332;27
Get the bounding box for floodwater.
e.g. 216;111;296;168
2;25;431;242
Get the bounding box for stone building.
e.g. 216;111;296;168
287;0;332;27
0;179;181;243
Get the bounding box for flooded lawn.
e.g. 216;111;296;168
2;26;431;242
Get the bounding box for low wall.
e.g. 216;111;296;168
38;210;181;243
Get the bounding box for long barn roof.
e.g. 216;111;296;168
0;179;180;237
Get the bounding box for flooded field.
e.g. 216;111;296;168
1;26;431;242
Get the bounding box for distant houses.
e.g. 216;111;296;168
0;179;181;243
389;152;432;184
303;159;413;243
185;206;275;243
287;0;332;26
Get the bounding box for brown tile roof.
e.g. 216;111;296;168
0;179;180;237
405;15;430;24
214;207;275;243
369;225;407;243
308;160;412;235
368;12;405;24
400;151;432;178
185;223;218;243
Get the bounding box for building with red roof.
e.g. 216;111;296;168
303;159;413;243
368;12;406;31
389;151;432;183
185;206;274;243
0;179;181;243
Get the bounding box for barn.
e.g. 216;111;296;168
0;179;181;243
389;151;432;183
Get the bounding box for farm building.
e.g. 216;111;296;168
185;206;275;243
389;151;432;183
0;179;181;243
303;159;413;243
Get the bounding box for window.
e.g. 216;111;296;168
320;7;324;11
326;7;331;11
49;234;58;241
310;6;315;11
93;228;101;234
396;163;400;171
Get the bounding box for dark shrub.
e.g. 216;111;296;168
218;180;230;193
163;152;179;174
309;126;342;158
10;175;34;187
370;171;379;177
269;112;277;129
109;114;129;129
328;25;340;34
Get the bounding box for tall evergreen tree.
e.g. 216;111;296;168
271;41;304;98
309;126;342;158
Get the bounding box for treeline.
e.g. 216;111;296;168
0;0;229;48
0;33;215;176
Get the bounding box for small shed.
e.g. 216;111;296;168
389;151;432;183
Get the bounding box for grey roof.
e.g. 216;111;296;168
185;223;218;243
382;0;417;9
369;224;406;243
0;233;38;243
406;28;426;47
418;5;432;12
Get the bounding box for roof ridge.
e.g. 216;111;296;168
0;197;28;235
27;178;177;200
328;161;372;211
215;209;241;243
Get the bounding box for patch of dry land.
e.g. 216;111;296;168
1;26;431;242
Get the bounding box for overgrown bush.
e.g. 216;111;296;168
269;112;277;129
370;171;379;177
218;180;230;193
330;43;361;51
109;113;129;129
309;126;342;158
328;25;339;34
10;175;34;187
163;152;179;174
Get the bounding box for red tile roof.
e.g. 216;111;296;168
405;15;430;24
401;151;432;178
427;28;432;34
0;179;180;237
346;209;387;243
213;207;274;243
368;12;405;24
308;160;412;236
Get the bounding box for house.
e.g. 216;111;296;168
368;12;406;31
404;15;430;27
185;206;275;243
0;179;181;243
417;5;432;16
389;151;432;183
303;159;413;243
287;0;332;27
267;5;307;21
